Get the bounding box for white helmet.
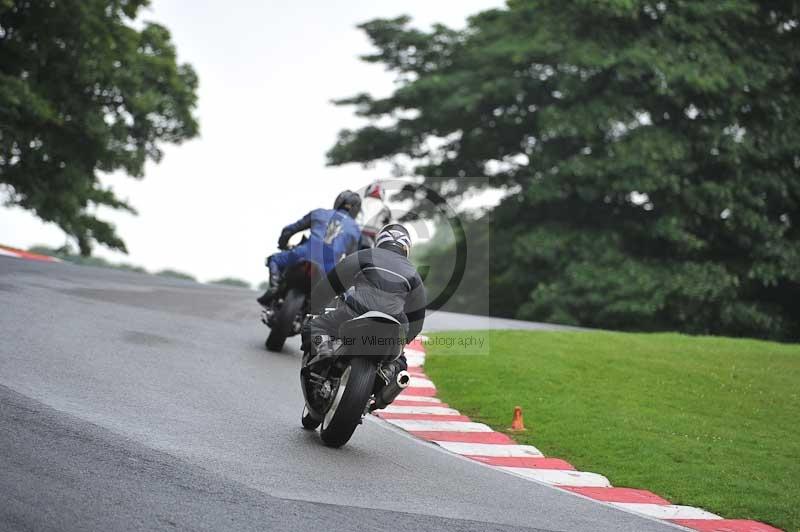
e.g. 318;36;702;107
376;223;412;257
365;182;384;201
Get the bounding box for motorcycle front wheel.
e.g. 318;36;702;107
319;357;375;448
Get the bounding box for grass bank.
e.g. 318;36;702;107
424;330;799;531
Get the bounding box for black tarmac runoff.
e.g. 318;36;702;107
0;257;681;532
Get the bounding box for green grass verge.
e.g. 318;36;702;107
424;330;800;531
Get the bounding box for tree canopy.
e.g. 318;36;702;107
328;0;800;340
1;0;198;255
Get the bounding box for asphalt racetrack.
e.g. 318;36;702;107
0;257;681;532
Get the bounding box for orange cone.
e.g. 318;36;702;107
510;406;526;431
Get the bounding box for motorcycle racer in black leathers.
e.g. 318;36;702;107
303;224;426;376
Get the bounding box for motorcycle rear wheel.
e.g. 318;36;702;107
319;357;375;448
265;289;305;352
301;405;321;430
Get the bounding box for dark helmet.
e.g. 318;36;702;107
333;190;362;218
376;223;412;257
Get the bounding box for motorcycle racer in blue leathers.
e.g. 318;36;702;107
257;190;361;306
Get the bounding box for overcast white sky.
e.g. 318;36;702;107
0;0;504;286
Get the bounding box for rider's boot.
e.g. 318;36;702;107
302;334;336;367
256;259;283;306
313;335;336;360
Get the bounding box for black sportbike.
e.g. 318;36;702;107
260;258;321;351
299;307;410;447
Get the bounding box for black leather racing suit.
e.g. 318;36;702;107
304;246;426;357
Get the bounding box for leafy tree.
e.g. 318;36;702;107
413;213;491;315
209;277;251;289
328;1;800;340
1;0;199;255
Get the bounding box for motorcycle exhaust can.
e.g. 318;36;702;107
372;370;410;411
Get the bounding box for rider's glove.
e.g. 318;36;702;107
277;233;290;250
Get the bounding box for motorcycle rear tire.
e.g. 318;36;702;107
265;289;305;352
301;405;321;430
320;357;375;448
